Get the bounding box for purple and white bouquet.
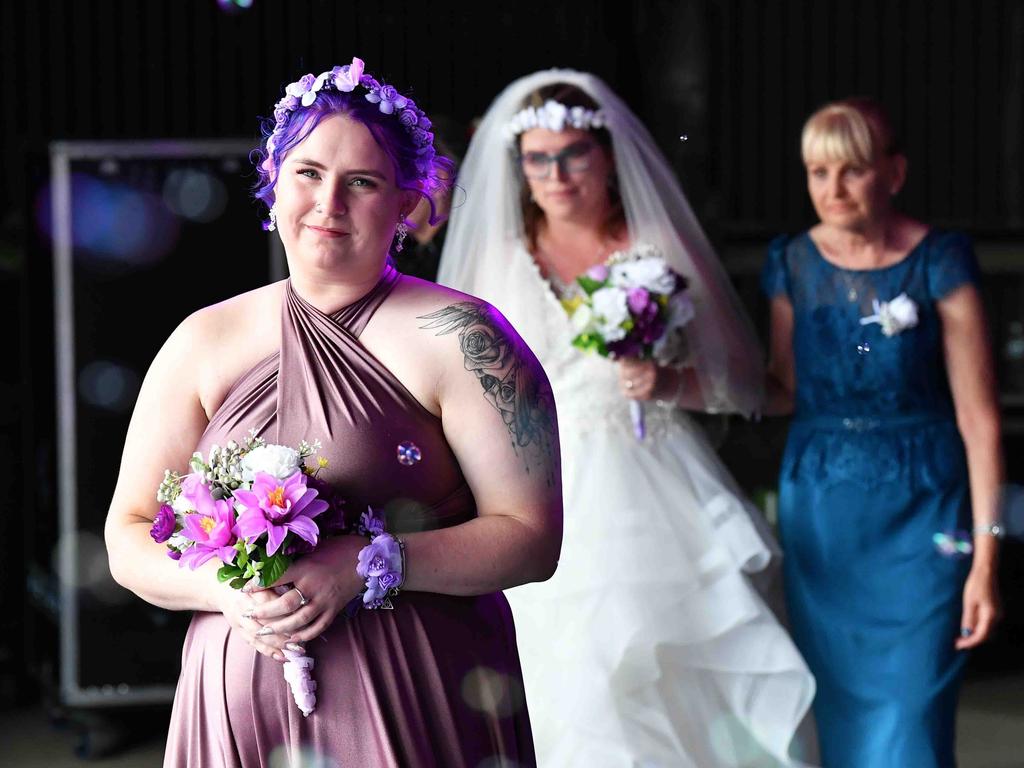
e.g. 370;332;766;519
150;431;346;716
562;243;695;439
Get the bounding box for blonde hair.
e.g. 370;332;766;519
801;98;899;166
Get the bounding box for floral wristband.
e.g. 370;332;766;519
354;508;405;610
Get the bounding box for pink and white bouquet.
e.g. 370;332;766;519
562;243;695;438
150;431;345;716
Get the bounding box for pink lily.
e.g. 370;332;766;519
177;478;238;569
234;471;327;556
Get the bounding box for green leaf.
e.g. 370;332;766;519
576;276;604;295
259;552;292;587
236;548;249;568
229;577;248;590
217;565;243;583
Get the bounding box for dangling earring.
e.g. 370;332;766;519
395;220;409;252
267;203;278;232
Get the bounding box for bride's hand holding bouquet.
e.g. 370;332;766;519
562;243;695;438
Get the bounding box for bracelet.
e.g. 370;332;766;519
973;522;1005;539
354;508;405;610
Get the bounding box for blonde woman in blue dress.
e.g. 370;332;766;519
440;69;817;767
762;98;1002;767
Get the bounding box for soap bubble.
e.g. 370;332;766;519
396;441;422;466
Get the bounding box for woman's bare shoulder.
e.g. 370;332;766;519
165;281;286;416
385;275;523;344
180;281;285;344
387;273;485;313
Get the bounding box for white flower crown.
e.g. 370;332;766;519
504;99;607;142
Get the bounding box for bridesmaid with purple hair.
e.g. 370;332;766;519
105;58;561;767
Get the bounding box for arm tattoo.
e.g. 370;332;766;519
418;302;557;471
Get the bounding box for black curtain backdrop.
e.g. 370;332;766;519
3;0;1023;238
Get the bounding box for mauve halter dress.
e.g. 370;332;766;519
163;266;536;767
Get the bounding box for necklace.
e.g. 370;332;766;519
816;230;890;303
838;270;861;303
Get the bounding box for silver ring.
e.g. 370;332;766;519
293;587;309;607
625;379;634;390
960;627;973;638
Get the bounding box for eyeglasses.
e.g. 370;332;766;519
518;141;597;180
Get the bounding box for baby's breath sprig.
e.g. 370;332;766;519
297;439;322;461
156;469;183;504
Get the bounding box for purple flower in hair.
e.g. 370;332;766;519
418;115;433;131
331;57;365;92
366;84;408;115
398;109;418;128
286;73;318;107
310;71;332;99
276;93;300;112
411;127;432;146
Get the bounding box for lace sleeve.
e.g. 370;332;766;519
760;235;791;299
926;231;981;299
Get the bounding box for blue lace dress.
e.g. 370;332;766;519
762;230;978;768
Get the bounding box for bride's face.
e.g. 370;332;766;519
273;114;417;275
519;127;614;224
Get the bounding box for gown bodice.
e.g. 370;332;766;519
198;264;474;534
762;230;980;421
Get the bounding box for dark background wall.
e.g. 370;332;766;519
2;0;1022;720
4;1;1023;235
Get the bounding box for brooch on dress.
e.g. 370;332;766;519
859;293;919;337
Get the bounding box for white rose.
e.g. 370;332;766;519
881;293;919;336
542;100;568;131
599;321;628;342
570;303;596;334
591;286;630;326
241;443;300;482
609;257;677;295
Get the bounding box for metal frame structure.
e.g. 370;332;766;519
49;139;285;707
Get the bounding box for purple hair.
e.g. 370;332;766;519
251;86;454;229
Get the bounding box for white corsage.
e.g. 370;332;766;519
859;293;919;337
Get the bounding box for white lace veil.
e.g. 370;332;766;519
437;68;764;416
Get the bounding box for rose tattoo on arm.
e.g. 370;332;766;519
418;302;557;475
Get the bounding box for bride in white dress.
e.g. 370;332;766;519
438;69;817;768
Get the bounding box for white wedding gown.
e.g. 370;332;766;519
500;247;817;768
